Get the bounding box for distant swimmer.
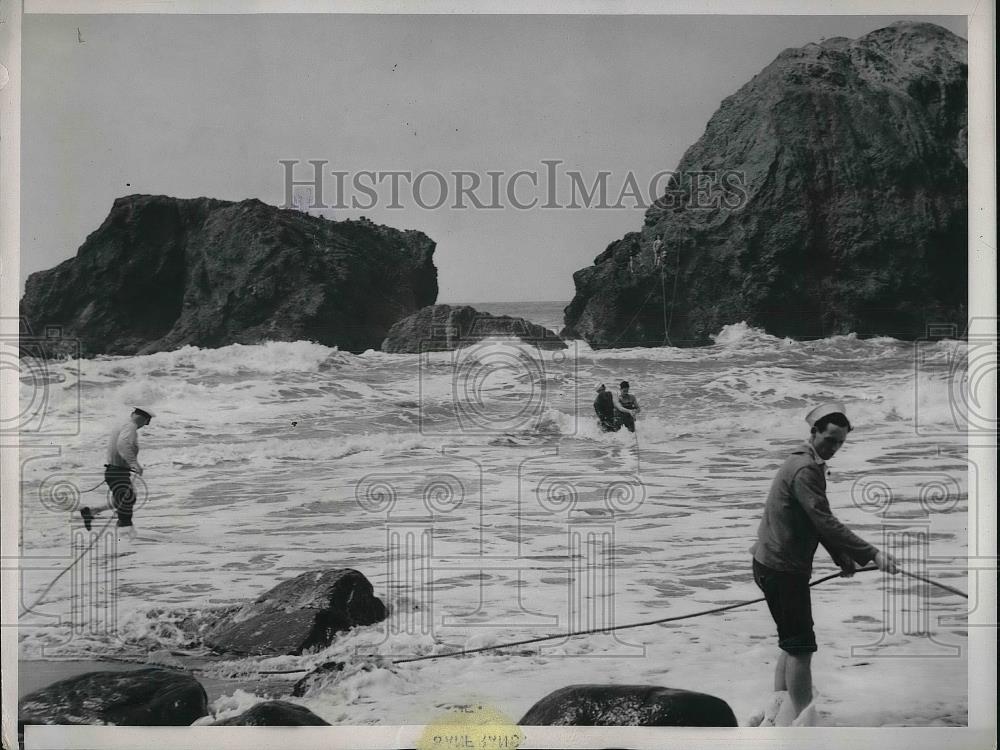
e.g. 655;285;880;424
593;384;617;432
80;407;154;542
614;380;640;433
749;403;898;726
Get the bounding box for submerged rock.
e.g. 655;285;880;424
211;700;330;726
20;195;438;356
518;685;738;726
563;22;967;347
18;667;208;727
381;304;566;352
204;568;386;656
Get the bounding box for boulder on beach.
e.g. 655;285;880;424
18;667;208;727
19;194;438;356
211;700;330;726
562;22;967;347
518;685;738;726
381;304;566;353
204;568;387;656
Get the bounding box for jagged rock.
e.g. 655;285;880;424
18;668;208;727
19;195;438;356
211;700;330;726
382;304;566;352
204;569;386;656
563;22;967;347
518;685;738;726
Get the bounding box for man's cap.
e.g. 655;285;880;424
620;380;630;389
805;402;846;428
132;407;155;420
596;383;606;391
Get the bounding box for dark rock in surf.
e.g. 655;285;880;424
381;304;566;353
562;22;968;347
19;195;438;356
211;700;330;726
204;568;386;656
18;668;208;727
518;685;738;726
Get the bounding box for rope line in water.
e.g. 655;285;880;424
390;566;880;665
83;565;966;679
19;515;117;616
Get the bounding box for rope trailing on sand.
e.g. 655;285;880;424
76;564;968;680
19;515;118;617
75;566;971;679
390;565;967;665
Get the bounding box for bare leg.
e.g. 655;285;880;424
784;652;813;716
773;650;788;691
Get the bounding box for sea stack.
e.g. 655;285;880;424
19;195;438;356
562;22;968;348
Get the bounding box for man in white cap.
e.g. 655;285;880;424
750;403;898;725
80;407;154;540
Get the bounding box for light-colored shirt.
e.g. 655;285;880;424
752;442;876;574
106;421;140;471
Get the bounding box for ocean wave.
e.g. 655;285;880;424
78;341;340;379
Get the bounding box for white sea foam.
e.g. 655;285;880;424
17;324;970;726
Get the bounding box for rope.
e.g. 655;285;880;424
80;480;107;493
663;242;681;346
390;565;968;665
19;515;118;616
76;564;968;680
898;569;968;600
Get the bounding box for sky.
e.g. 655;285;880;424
21;13;967;302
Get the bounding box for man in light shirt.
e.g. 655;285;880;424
750;403;898;725
80;407;154;540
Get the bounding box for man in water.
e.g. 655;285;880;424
750;403;898;725
80;407;154;541
593;384;618;432
614;381;640;433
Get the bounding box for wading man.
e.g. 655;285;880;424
81;407;154;541
615;381;640;433
750;403;898;725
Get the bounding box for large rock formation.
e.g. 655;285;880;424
203;568;386;656
20;195;438;356
382;304;566;352
518;685;738;726
18;668;208;727
563;22;967;347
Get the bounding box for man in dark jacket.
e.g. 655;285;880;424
751;403;898;724
593;384;617;431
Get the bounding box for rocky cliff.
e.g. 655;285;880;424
20;195;438;355
382;304;566;352
562;22;968;347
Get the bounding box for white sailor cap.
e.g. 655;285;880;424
132;406;156;420
805;402;846;427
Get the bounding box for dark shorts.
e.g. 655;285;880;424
104;465;136;527
753;558;817;654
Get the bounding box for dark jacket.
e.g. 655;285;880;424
753;444;877;574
